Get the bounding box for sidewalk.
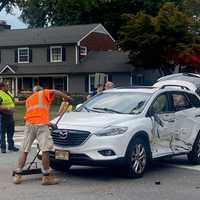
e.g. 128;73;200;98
15;126;25;132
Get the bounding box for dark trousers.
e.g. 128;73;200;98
0;114;1;145
1;114;15;150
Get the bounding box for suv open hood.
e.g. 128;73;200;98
154;73;200;93
153;80;197;91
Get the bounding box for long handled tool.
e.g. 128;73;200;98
12;147;42;176
12;112;65;177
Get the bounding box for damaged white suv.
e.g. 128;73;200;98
50;86;200;178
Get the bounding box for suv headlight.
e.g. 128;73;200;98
94;126;128;136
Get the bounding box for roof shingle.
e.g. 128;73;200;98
0;23;99;47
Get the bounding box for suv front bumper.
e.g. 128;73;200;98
49;151;125;167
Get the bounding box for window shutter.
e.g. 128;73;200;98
15;49;18;63
29;49;32;62
62;47;66;61
47;47;50;62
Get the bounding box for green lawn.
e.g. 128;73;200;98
14;104;60;126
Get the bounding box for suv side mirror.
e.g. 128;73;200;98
76;104;82;110
148;108;156;117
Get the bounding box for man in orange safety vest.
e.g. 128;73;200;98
13;85;71;185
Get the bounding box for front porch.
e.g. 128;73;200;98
0;75;68;97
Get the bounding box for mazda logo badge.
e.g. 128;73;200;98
59;131;69;139
54;130;69;139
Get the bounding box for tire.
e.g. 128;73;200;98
187;133;200;165
124;137;150;178
50;159;72;172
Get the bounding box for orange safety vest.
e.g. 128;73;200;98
24;89;53;124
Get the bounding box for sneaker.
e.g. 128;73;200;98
41;175;59;185
13;174;22;184
1;149;6;153
9;147;19;152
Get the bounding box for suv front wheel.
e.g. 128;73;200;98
124;137;150;178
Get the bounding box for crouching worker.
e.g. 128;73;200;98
13;86;71;185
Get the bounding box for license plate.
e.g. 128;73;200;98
55;150;69;160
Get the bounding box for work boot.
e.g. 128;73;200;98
1;149;6;153
41;174;59;185
8;146;19;152
13;174;22;184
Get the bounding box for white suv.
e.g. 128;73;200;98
50;86;200;178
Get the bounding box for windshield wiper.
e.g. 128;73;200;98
81;105;92;112
77;105;100;113
130;101;145;114
93;107;123;114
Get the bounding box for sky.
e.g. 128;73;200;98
0;7;27;29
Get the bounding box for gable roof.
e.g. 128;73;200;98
0;23;104;47
0;64;16;74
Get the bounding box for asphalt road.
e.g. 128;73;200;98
0;131;200;200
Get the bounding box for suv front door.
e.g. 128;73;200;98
150;93;176;156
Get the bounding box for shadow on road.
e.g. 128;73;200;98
56;159;183;180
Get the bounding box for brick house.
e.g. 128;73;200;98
0;21;134;96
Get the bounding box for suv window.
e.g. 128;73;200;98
172;93;191;111
187;93;200;108
151;94;169;113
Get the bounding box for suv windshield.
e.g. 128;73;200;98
77;92;151;114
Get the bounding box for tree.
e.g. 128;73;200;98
3;0;184;38
181;0;200;16
180;0;200;35
119;2;200;74
0;0;23;12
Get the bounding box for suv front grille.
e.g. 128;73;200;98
51;129;91;147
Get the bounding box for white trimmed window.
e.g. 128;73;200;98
18;48;29;63
50;46;62;62
80;46;87;56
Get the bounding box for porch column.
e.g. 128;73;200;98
67;75;69;92
11;78;15;96
15;77;18;97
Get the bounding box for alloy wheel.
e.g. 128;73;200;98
131;144;146;175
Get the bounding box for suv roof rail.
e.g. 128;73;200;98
182;73;200;78
115;86;156;89
160;84;190;90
